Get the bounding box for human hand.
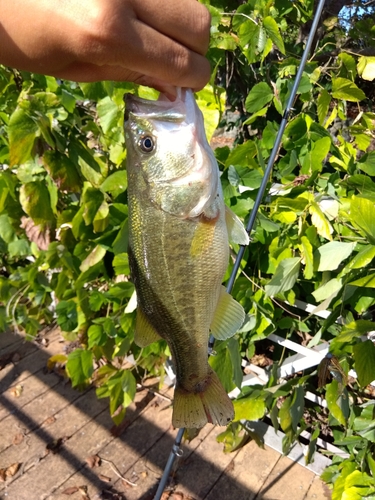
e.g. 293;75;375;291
0;0;211;93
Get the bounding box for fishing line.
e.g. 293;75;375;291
154;0;326;497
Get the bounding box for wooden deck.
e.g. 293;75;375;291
0;329;331;500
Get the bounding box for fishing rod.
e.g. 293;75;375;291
154;0;327;497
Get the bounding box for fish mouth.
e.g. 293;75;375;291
124;92;187;123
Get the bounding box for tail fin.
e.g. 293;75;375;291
172;370;234;429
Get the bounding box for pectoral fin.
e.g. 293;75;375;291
134;308;162;347
210;286;245;340
225;206;250;245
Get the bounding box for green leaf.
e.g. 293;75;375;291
317;89;331;125
299;236;314;279
309;201;333;241
43;150;81;192
302;137;331;173
69;141;106;187
80;245;106;273
265;257;300;297
357;56;375;81
61;89;76;113
233;394;266;421
216;422;252;454
196;85;224;142
121;370;136;407
97;96;123;135
228;338;243;389
0;214;16;244
101;170;127;198
350;273;375;288
245;83;273;113
87;325;106;348
8;107;39;166
263;16;285;54
335;320;375;343
82;188;105;226
353;340;375;387
89;291;108;312
93;201;109;233
350;196;375;244
332;77;366;102
8;239;30;258
316;241;356;271
112;253;130;275
279;395;293;436
56;300;78;332
357;151;375;176
208;341;235;393
312;278;342;303
326;380;347;426
225;141;257;168
66;349;93;387
346;244;375;271
346;472;375;492
19;181;55;224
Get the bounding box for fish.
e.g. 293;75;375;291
124;88;249;428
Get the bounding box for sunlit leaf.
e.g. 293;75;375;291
309;201;333;240
357;56;375;81
316;241;356;271
265;257;300;297
332;77;366;102
80;245;106;273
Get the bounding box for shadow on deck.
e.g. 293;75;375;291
0;329;328;500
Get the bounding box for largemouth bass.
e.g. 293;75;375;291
124;89;249;428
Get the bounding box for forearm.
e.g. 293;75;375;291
0;0;211;91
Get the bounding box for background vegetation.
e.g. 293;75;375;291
1;0;375;497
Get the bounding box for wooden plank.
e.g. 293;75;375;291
256;455;315;500
0;387;109;479
0;330;63;396
50;392;171;500
0;330;24;351
0;375;85;453
168;426;238;500
304;476;332;500
205;441;281;500
0;368;62;420
1;407;113;500
111;405;213;500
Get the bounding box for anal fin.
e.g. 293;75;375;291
134;308;162;347
210;286;245;340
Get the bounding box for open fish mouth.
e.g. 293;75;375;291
124;92;187;123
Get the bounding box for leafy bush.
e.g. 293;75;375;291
1;0;375;497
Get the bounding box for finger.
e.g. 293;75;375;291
132;0;211;56
57;61;206;95
96;18;211;90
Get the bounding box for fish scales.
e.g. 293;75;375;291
124;89;248;428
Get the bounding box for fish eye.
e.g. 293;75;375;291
138;135;155;153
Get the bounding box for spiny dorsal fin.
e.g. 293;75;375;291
225;205;250;245
134;308;162;347
210;286;245;340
